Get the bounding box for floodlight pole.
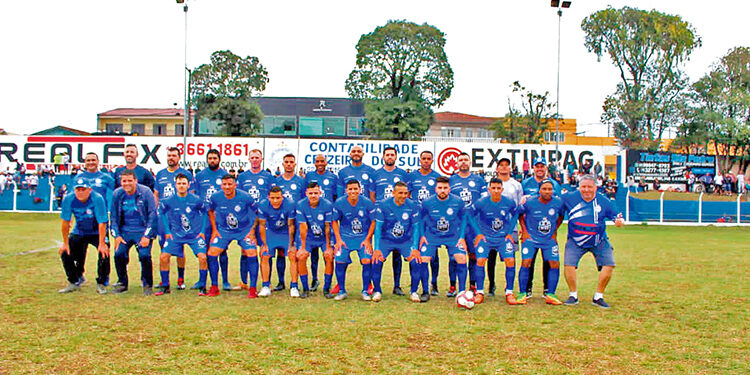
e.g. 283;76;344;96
552;1;571;162
182;1;189;162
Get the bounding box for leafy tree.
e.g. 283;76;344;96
582;7;701;150
363;97;433;140
197;96;264;136
490;81;555;143
345;20;454;108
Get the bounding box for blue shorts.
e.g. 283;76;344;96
521;240;559;262
420;243;466;259
564;238;615;268
379;240;411;260
334;238;371;264
264;235;289;257
163;237;208;257
477;239;515;260
210;230;256;251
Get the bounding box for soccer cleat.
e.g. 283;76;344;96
470;284;477;294
247;287;258;299
527;290;533;299
273;282;286;292
474;292;485;304
258;286;272;297
96;284;108;295
488;285;496;297
361;291;372;301
331;284;340;295
592;298;611;309
545;294;563;305
142;286;153;296
372;291;382;302
190;281;204;290
111;285;128;294
199;285;220;297
564;296;579;305
310;279;320;292
505;293;518;305
516;292;528;305
75;276;87;287
430;283;439;296
420;292;430;303
367;283;374;296
446;286;457;298
198;286;207;295
58;283;81;294
410;292;421;302
222;281;233;291
290;287;300;298
154;285;170;296
176;278;186;290
333;292;348;301
299;290;310;299
392;286;405;296
231;283;246;291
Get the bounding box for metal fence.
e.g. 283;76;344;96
624;191;750;226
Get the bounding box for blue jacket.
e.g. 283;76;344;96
111;183;157;238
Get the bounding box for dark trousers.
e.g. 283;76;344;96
60;234;110;285
114;232;153;288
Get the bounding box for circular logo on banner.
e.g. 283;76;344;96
437;147;462;175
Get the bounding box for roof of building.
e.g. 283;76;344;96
434;111;500;123
98;108;195;117
31;126;90;136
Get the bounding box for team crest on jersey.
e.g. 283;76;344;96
95;178;102;186
234;205;242;212
417;186;430;202
437;217;449;232
181;214;191;232
428;179;435;186
317;214;324;221
248;186;260;200
460;188;472;204
185;207;191;213
275;219;285;228
311;223;323;236
548;208;555;216
323;179;330;185
469;181;476;187
85;209;92;215
538;217;551;234
392;222;405;238
351;218;363;234
197;238;206;247
215;178;222;186
291;184;297;191
258;178;265;185
362;173;369;181
227;213;239;229
446;208;454;216
401;212;409;220
163;184;175;198
384;185;394;199
492;217;503;231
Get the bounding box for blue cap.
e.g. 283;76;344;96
72;178;90;189
533;157;547;166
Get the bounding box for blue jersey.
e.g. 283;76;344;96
563;191;620;248
304;170;339;201
374;198;420;244
521;176;562;196
407;169;441;204
333;196;376;242
471;195;517;243
274;174;306;202
193;167;227;204
155;167;194;201
61;191;108;236
114;165;155;191
111;184;156;238
208;190;257;235
257;198;296;242
517;196;564;246
237;169;274;204
337;164;375;197
75;170;115;210
295;198;333;246
420;194;467;244
372;167;408;201
158;193;206;241
449;173;487;208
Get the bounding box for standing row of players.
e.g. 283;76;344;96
58;144;623;307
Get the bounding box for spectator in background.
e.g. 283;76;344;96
522;159;530;177
26;172;39;196
653;178;661;191
738;172;746;195
638;178;648;192
298;167;305;178
725;171;735;194
0;172;7;195
594;162;603;177
61;153;70;174
53;153;63;173
714;172;724;195
686;170;695;193
56;183;68;208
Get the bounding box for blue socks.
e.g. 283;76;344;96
335;263;348;294
449;259;457;286
372;262;384;293
310;247;319;282
240;254;248;284
547;267;559;295
177;267;185;280
430;254;439;285
468;257;477;286
456;261;467;292
392;253;402;288
361;263;372;293
300;274;309;291
409;259;420;294
219;252;228;283
198;269;207;287
276;255;286;285
519;266;530;294
324;273;333;291
420;262;430;294
248;256;258;289
160;270;169;287
475;265;485;292
208;255;219;286
505;265;515;292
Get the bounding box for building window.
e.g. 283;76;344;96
153;124;167;135
299;117;346;136
262;116;297;135
131;124;144;135
465;129;473;138
478;129;492;138
347;117;365;136
441;127;461;137
323;117;346;136
106;123;123;133
544;132;565;143
175;124;184;136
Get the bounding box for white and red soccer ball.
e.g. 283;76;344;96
455;290;475;309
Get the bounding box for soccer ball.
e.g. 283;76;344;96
455;290;475;310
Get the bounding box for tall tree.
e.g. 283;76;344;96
363;98;434;140
582;7;701;150
345;20;454;108
198;96;264;137
490;81;555;144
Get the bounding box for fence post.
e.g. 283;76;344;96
11;180;18;211
659;191;665;223
698;192;703;224
48;177;54;212
738;194;742;224
625;190;630;222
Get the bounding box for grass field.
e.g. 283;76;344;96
0;213;748;374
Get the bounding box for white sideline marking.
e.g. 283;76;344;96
3;240;63;257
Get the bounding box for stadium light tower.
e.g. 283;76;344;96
551;0;571;160
177;0;189;161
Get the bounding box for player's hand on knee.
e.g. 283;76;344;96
115;236;125;249
372;250;384;264
362;241;373;255
474;235;486;248
505;234;515;244
165;234;173;241
419;236;428;249
454;253;467;263
409;249;422;263
457;239;468;251
323;249;334;262
139;237;150;248
98;243;110;257
58;243;70;255
296;249;308;261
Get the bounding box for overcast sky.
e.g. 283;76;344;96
1;0;748;137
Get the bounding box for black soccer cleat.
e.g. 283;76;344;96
273;282;286;292
392;286;405;296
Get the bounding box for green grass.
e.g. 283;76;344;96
0;213;748;374
632;191;747;202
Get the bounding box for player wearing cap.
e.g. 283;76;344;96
561;174;625;308
486;157;523;297
448;152;487;297
371;146;409;296
237;149;273;291
303;154;339;291
517;179;564;305
58;178;110;294
407;150;442;295
521;157;561;298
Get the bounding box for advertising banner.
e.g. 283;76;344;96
625;150;716;183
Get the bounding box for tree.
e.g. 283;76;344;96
490;81;555;144
345;20;454;108
198;96;264;137
363;98;434;140
582;7;701;150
